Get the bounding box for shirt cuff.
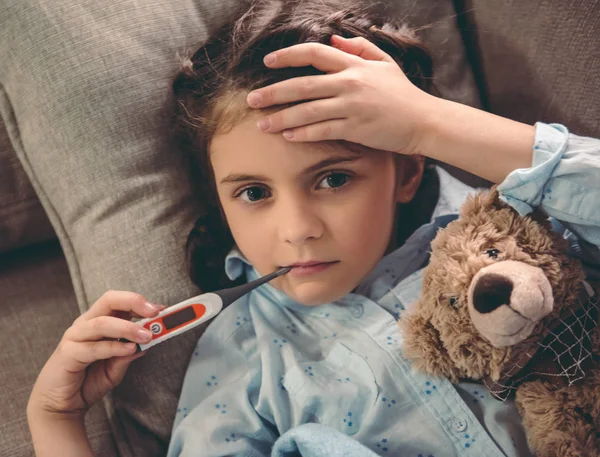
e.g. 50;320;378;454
497;122;569;215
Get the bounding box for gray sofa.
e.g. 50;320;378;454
1;0;598;456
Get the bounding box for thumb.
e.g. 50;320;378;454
81;351;145;407
105;351;146;386
330;35;395;63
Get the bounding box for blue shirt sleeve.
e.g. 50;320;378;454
167;315;276;457
497;122;600;255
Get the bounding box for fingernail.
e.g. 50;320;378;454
257;118;271;131
144;301;163;312
125;342;137;349
283;130;294;139
137;329;152;342
264;53;276;66
247;92;262;107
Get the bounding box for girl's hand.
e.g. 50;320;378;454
246;35;441;156
27;291;165;419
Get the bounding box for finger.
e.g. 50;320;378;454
257;99;346;133
113;310;144;321
73;308;150;329
247;74;341;108
263;42;359;73
83;290;165;321
330;35;396;63
65;315;153;345
281;119;348;142
59;340;139;371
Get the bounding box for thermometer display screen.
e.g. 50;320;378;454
163;306;197;330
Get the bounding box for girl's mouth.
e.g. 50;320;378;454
284;261;339;277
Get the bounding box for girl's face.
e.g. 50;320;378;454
210;114;423;305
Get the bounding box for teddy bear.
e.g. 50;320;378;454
399;188;600;457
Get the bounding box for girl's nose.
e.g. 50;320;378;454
278;197;324;245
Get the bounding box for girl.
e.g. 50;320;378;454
27;1;600;456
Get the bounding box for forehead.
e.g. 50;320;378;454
209;114;367;175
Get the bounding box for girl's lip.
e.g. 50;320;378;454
283;261;339;277
287;261;335;267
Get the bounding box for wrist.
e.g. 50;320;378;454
416;96;462;160
28;405;93;457
415;98;535;183
412;94;451;159
27;396;87;425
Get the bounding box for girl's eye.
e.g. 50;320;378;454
237;186;270;203
317;172;350;190
485;248;500;258
449;296;459;310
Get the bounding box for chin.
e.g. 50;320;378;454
287;281;351;306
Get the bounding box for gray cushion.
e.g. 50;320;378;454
0;119;55;252
0;1;480;455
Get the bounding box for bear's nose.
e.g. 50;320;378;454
472;273;513;314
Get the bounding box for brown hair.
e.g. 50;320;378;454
173;0;436;292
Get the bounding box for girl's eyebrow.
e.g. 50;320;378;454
219;154;362;184
303;154;361;174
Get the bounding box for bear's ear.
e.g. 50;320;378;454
457;188;497;219
399;305;462;383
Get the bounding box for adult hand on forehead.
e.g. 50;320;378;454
246;35;441;156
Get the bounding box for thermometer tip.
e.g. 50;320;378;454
277;266;292;276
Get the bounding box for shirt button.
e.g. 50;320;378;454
350;304;364;318
452;417;467;432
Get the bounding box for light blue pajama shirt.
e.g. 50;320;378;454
167;123;600;457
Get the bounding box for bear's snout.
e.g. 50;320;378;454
467;260;554;347
472;274;514;314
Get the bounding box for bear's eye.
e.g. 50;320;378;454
485;248;500;258
449;296;459;310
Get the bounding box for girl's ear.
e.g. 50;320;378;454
395;155;425;203
399;304;462;383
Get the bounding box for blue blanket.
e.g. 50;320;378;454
272;424;379;457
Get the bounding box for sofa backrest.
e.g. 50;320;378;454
463;0;600;137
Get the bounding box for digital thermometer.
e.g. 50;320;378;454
125;266;291;351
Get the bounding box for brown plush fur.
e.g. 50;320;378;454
399;189;600;457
